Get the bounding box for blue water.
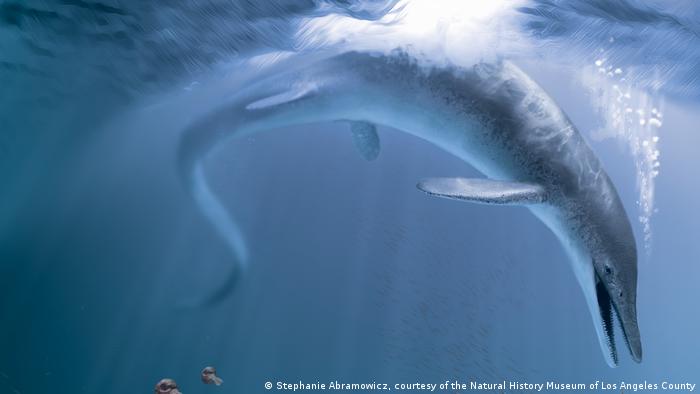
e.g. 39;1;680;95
2;1;700;393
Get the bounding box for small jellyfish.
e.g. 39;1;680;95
155;378;182;394
201;366;223;386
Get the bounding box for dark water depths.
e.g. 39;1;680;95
2;1;700;393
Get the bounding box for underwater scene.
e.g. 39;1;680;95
1;1;700;393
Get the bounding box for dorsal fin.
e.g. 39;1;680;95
417;178;546;205
350;121;380;161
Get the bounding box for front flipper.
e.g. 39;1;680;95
245;83;316;110
350;121;380;161
417;178;546;205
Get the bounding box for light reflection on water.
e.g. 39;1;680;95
1;1;700;393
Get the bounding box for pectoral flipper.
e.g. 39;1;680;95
417;178;546;205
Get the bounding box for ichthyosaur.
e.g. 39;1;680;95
177;50;641;367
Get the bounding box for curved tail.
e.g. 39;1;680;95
174;73;324;305
190;163;250;265
175;61;358;304
176;107;254;306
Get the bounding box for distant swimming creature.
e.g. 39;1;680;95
155;378;181;394
201;366;223;386
177;49;641;367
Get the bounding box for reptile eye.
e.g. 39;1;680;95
604;265;612;275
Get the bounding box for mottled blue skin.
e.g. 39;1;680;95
178;50;641;366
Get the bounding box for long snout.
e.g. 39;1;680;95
615;300;643;363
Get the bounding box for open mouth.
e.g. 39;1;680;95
595;273;618;365
595;272;635;366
